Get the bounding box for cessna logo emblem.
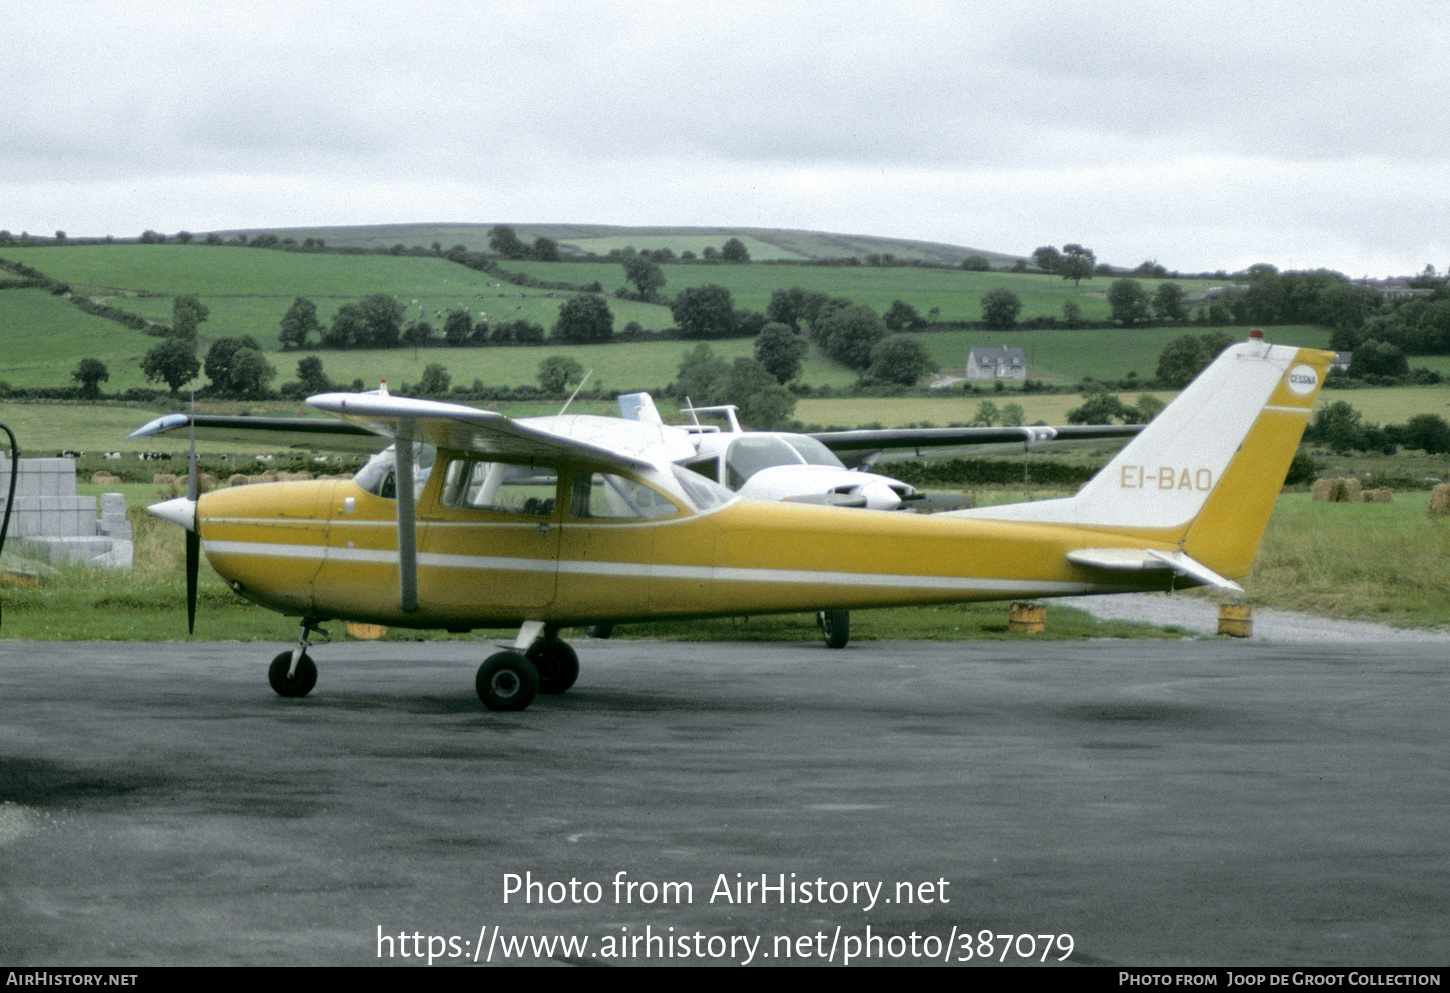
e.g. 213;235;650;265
1287;365;1318;396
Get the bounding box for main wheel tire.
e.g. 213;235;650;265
818;609;850;649
268;650;318;697
476;651;539;711
528;640;580;695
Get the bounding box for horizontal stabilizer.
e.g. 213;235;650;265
1066;547;1244;594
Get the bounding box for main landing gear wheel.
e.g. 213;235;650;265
476;651;540;711
528;639;580;695
269;650;318;697
817;609;850;649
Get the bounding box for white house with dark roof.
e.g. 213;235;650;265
966;346;1026;382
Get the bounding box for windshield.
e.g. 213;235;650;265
670;464;734;510
781;434;845;468
724;435;804;489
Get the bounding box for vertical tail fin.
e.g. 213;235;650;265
952;335;1332;580
617;392;664;424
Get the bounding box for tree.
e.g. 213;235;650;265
1031;246;1062;272
488;225;529;259
867;335;937;386
358;294;404;348
1400;413;1450;454
1059;244;1096;286
1155;335;1206;389
672;343;731;405
1152;282;1188;322
171;294;209;340
443;308;474;346
671;284;737;339
205;336;275;398
1155;332;1232;388
531;236;560;261
973;400;1000;426
537;355;585;394
1307;400;1366;454
981;288;1022;330
296;356;332;394
726;357;795;429
402;320;435;347
1067;393;1138;424
883;300;925;333
720;237;751;263
1108;279;1151;326
323;302;368;348
279;297;321;350
227;348;277;399
141;338;200;394
960;254;991;272
552;295;614;343
1062;299;1084;328
767;287;810;331
753;322;808;384
1348;340;1408;380
416;363;451;395
622;257;666;299
1135;393;1166;421
816;304;887;371
1000;402;1025;426
71;358;109;399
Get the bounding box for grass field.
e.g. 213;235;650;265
1244;493;1450;627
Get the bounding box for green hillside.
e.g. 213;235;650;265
0;236;1314;401
209;222;1014;266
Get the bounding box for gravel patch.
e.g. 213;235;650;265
1071;592;1450;643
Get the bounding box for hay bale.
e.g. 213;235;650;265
1339;477;1362;502
90;471;121;485
227;473;249;487
1365;488;1393;503
1312;477;1345;502
1429;483;1450;517
153;472;177;486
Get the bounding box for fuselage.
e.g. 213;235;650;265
195;452;1175;631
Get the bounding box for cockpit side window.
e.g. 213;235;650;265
683;455;721;482
440;458;557;517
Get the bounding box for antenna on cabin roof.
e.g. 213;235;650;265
557;370;594;416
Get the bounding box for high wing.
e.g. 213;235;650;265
129;399;691;474
812;424;1143;469
127;412;385;453
305;393;662;473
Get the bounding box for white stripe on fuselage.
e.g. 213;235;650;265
203;538;1095;596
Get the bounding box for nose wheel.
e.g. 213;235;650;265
269;650;318;697
268;620;325;697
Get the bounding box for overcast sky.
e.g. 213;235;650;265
6;0;1448;276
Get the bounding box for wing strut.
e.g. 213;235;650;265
394;425;419;614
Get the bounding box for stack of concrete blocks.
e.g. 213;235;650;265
0;456;133;569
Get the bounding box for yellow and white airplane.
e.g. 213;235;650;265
134;333;1329;711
